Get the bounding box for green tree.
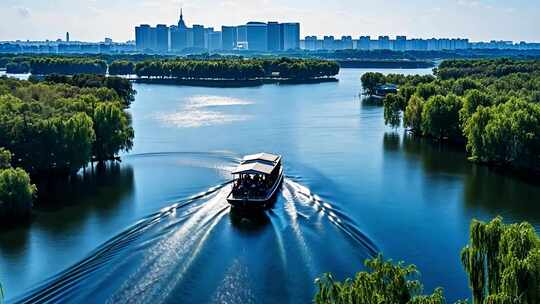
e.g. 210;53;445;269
464;98;540;168
461;217;540;304
93;103;134;161
63;113;95;173
314;255;446;304
459;90;491;126
109;60;135;76
0;148;11;169
404;95;425;133
398;85;417;103
421;94;462;140
0;167;37;220
415;83;441;101
361;72;385;96
384;93;406;128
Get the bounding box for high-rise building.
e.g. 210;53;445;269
208;31;222;51
192;24;205;49
267;22;281;51
204;27;214;49
323;36;335;50
395;36;407;51
410;38;427;51
246;22;267;51
305;36;317;50
171;26;187;51
66;32;70;42
427;38;439;50
156;24;169;52
341;36;353;50
170;9;191;52
358;36;370;50
378;36;390;49
221;26;237;50
135;24;153;51
282;22;300;50
236;25;247;44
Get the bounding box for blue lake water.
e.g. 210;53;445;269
1;68;539;303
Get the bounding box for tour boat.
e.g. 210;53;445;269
227;153;283;210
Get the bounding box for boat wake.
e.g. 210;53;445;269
12;175;377;304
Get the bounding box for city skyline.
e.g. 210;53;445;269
1;0;539;43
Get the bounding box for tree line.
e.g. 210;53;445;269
29;58;108;75
362;59;540;173
129;58;340;80
315;217;540;303
1;55;340;81
40;74;136;106
0;76;134;223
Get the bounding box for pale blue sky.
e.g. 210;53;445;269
1;0;539;42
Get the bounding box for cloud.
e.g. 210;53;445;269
456;0;494;9
14;6;31;18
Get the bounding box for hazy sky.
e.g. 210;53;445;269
1;0;539;42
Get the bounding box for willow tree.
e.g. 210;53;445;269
361;72;385;96
461;217;540;304
0;148;10;169
384;93;406;128
314;255;446;304
93;102;134;161
0;167;37;220
404;95;425;134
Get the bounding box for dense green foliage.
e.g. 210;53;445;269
0;77;134;175
362;73;435;96
0;148;10;169
435;59;540;80
30;58;107;75
362;59;540;172
0;167;37;220
43;74;136;106
0;148;36;221
109;60;135;76
461;217;540;304
93;103;134;160
314;255;446;304
361;72;385;96
134;58;339;80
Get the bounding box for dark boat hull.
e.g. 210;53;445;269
227;168;283;211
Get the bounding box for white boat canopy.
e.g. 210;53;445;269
242;153;280;164
232;162;275;175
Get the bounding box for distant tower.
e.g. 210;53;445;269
66;32;70;42
178;8;187;29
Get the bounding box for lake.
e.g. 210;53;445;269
1;68;540;303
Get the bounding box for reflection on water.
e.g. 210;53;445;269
185;95;254;108
153;95;253;128
0;163;134;252
385;131;540;226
